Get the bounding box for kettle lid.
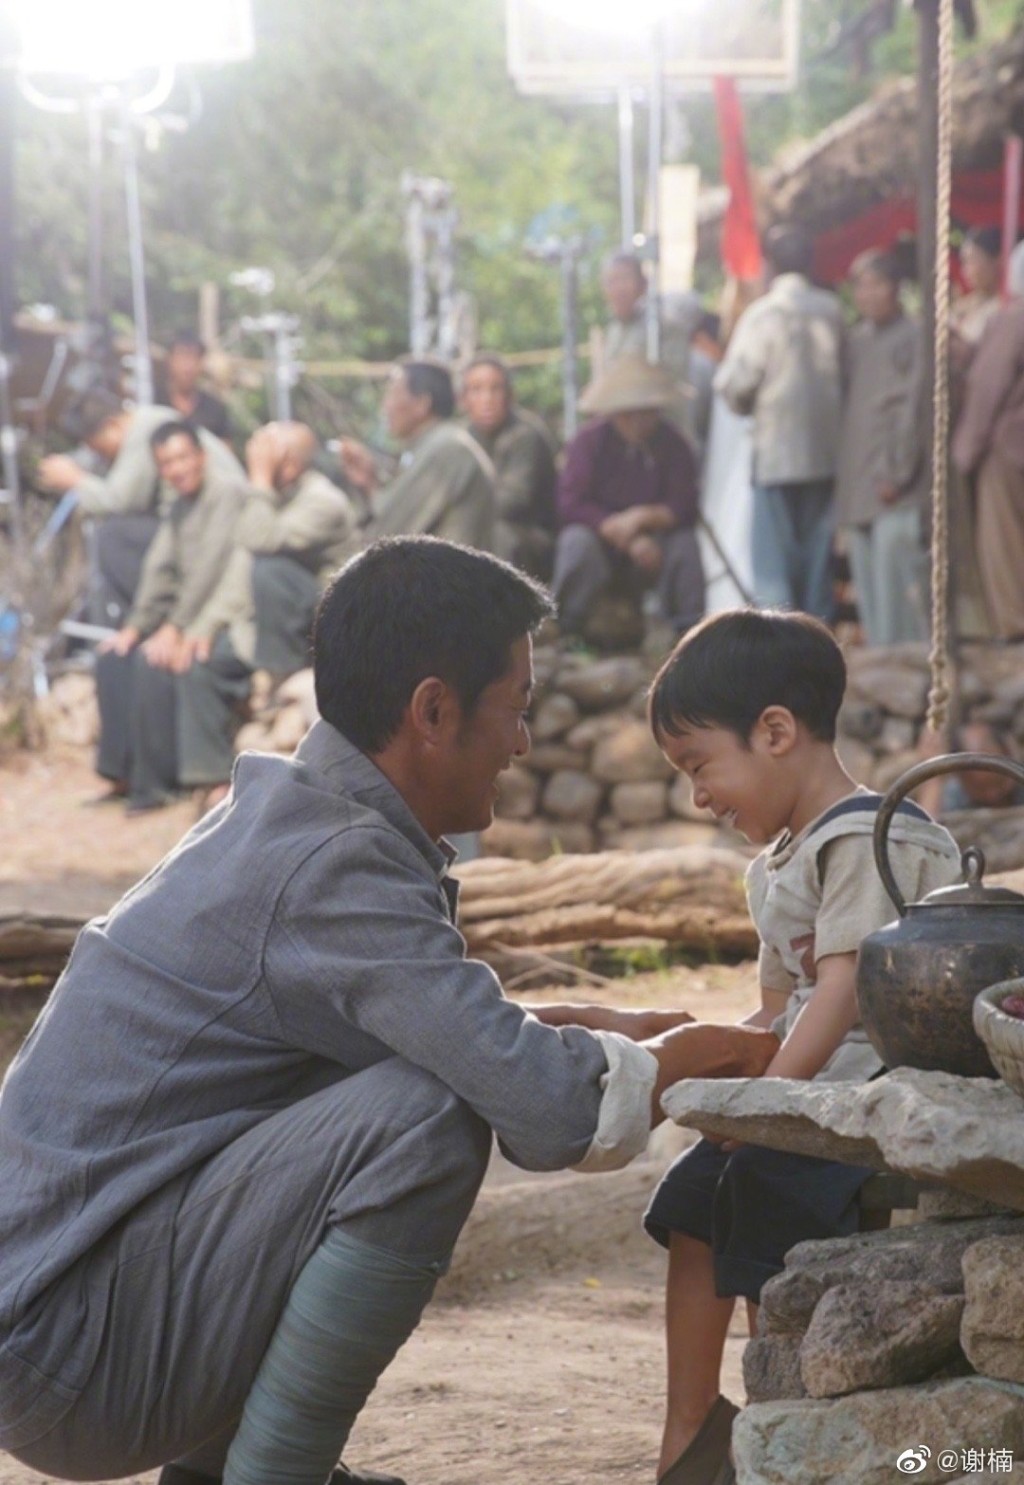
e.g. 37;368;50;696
915;846;1024;909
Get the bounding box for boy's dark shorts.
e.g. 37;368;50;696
644;1137;874;1303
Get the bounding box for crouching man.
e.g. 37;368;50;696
0;537;776;1485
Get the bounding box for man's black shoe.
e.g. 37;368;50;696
158;1461;408;1485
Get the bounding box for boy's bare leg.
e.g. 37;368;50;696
658;1232;736;1478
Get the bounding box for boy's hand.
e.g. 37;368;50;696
645;1022;781;1124
530;1003;695;1041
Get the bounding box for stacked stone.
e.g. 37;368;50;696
31;641;1024;870
737;1214;1024;1483
483;647;726;861
661;1071;1024;1481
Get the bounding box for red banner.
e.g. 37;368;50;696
713;76;763;283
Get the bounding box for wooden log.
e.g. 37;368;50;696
455;847;757;959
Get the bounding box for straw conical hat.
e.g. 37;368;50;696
578;355;679;416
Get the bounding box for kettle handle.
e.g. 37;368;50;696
873;750;1024;916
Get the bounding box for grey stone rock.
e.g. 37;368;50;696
759;1217;1023;1339
579;594;646;651
732;1378;1024;1485
660;1068;1024;1213
847;662;930;718
918;1188;1010;1222
542;769;604;823
743;1335;807;1403
798;1281;964;1397
478;817;593;861
878;715;918;754
961;1235;1024;1384
992;672;1024;711
557;656;650;711
838;700;884;743
530;692;580;742
598;820;719;853
494;766;540;821
525;742;591;775
591;719;675;784
609;781;669;826
565;711;631;750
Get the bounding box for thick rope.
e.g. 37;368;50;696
927;0;955;735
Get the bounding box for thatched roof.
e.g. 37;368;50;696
699;22;1024;255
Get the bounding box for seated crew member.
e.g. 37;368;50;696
0;536;779;1485
156;330;233;443
37;391;245;626
93;420;250;812
552;356;705;639
339;358;495;551
461;352;557;579
225;421;358;679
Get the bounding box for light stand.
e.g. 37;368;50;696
524;233;584;441
402;172;461;360
232;269;303;421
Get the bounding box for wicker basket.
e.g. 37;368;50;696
974;982;1024;1099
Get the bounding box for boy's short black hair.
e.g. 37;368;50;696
314;536;554;754
649;609;846;745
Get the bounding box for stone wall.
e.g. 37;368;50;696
485;639;1024;865
35;639;1024;868
735;1211;1024;1483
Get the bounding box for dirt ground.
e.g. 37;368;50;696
0;743;760;1485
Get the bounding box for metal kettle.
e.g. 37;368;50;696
856;752;1024;1078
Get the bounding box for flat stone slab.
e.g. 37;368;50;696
662;1068;1024;1213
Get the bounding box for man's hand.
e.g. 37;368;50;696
877;481;901;505
628;533;663;574
530;1003;695;1041
599;509;643;552
246;425;283;489
337;437;378;495
169;634;212;674
645;1022;781;1125
99;625;140;656
141;623;185;671
37;454;85;495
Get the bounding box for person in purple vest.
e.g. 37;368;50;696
552;355;705;640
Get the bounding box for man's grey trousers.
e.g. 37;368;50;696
552;523;705;636
95;635;252;803
0;1059;491;1479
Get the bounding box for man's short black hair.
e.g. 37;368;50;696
850;248;902;287
399;358;455;419
150;420;203;452
649;609;846;745
963;225;1002;259
76;389;126;441
169;330;207;354
314;537;554;754
604;252;647;284
763;224;814;277
462;353;512;395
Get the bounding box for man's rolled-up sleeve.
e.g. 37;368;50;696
262;825;654;1172
572;1031;657;1172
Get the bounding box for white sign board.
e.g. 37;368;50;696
507;0;800;96
15;0;254;77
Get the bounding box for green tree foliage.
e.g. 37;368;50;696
12;0;1024;431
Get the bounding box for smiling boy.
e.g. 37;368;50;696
643;608;960;1485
